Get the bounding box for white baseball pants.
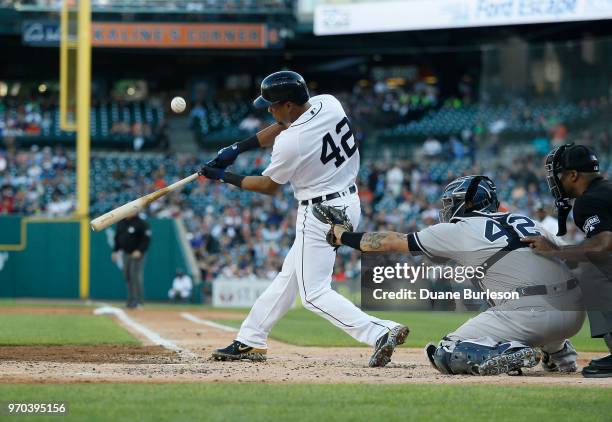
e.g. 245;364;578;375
237;191;398;348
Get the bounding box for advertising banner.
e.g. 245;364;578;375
315;0;612;35
23;21;283;49
212;279;273;308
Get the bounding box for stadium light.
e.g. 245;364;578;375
10;82;20;96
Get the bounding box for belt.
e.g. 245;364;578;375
300;185;357;206
516;278;579;297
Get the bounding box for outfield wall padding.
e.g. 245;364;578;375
0;217;191;301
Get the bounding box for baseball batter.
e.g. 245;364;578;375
316;175;585;375
199;71;408;367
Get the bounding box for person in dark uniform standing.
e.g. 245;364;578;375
523;143;612;378
112;214;151;309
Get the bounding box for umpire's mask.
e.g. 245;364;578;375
545;143;599;236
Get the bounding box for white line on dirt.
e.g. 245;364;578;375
180;312;238;333
94;306;198;360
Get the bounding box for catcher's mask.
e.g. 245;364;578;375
545;143;599;236
439;175;500;223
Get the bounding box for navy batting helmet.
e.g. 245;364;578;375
253;71;310;109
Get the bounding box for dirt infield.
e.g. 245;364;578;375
0;345;175;364
1;307;611;387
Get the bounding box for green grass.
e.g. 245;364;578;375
0;300;605;352
215;308;609;352
0;384;609;422
0;315;138;345
0;299;93;308
0;298;248;312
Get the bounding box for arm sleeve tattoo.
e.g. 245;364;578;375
360;232;408;252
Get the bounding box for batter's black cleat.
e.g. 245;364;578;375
477;347;541;376
211;340;267;362
369;325;409;367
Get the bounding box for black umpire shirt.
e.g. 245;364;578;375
573;177;612;334
573;177;612;238
113;216;151;254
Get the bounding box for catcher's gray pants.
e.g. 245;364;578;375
445;287;585;357
124;254;144;306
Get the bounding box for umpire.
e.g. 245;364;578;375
112;213;151;309
523;143;612;378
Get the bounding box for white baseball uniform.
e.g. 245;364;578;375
237;94;399;348
409;211;585;355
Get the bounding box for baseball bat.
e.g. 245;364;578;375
91;123;286;232
90;172;200;232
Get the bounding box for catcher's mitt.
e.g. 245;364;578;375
311;204;353;248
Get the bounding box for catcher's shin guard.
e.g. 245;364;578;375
429;339;541;376
477;346;541;376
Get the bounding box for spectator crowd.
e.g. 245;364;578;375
1;132;609;285
0;97;55;139
1;77;611;288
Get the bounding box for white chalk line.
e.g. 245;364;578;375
94;306;198;360
180;312;238;333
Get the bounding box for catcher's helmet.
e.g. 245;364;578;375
253;71;309;109
439;175;499;223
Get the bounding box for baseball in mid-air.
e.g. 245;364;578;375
171;96;186;113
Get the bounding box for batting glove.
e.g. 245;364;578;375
207;143;240;169
198;165;225;180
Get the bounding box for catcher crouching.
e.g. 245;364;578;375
313;175;585;376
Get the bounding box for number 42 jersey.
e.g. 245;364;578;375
408;212;575;293
263;94;359;201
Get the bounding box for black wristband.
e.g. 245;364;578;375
341;232;364;251
222;171;245;188
236;135;261;153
